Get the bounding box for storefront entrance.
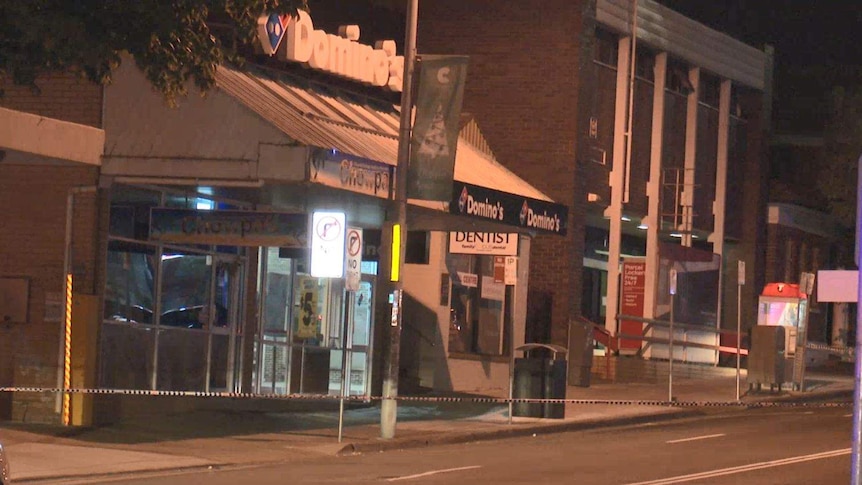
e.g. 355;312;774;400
255;248;375;397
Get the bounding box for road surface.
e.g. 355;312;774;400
50;406;853;484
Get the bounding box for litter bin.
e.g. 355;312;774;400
748;325;787;391
567;320;594;387
511;344;568;419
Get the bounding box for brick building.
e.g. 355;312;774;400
416;0;773;361
0;10;571;423
0;73;105;421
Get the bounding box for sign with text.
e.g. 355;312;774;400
149;208;306;247
310;211;345;278
620;259;647;352
449;232;518;255
454;271;478;288
257;10;404;92
309;149;392;199
504;256;518;285
450;181;568;235
345;227;363;291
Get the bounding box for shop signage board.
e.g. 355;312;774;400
345;227;363;292
619;259;647;352
149;208;307;247
450;181;568;235
309;149;392;199
449;232;518;255
310;211;346;278
454;271;478;288
256;10;404;92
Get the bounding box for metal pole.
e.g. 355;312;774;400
338;292;353;443
668;268;676;402
380;0;418;440
850;153;862;485
669;293;674;402
736;279;742;401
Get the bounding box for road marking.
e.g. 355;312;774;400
666;433;725;444
386;465;482;482
624;448;850;485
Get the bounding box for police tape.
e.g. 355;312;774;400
805;342;853;354
0;387;851;407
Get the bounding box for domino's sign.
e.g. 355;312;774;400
257;11;404;92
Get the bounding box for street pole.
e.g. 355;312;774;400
668;269;676;402
850;154;862;484
736;260;745;401
380;0;418;440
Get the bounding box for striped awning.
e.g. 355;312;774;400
216;64;554;203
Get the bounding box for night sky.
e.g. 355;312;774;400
655;1;862;67
655;1;861;133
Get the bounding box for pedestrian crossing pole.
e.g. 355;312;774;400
380;0;418;440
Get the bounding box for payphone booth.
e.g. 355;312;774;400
751;283;809;390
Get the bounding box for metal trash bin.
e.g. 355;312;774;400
567;320;594;387
748;325;787;391
511;344;568;419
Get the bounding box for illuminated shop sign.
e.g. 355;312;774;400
257;11;404;91
448;232;518;256
309;149;392;198
451;181;568;235
149;208;307;247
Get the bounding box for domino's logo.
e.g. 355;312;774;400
458;186;468;213
519;201;529;225
257;13;292;55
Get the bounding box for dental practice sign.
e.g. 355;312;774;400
451;182;569;236
257;11;404;92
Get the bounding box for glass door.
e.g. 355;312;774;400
257;247;292;394
206;256;243;392
328;277;375;397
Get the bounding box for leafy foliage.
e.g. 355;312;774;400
0;0;307;105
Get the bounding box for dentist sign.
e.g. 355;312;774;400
257;11;404;92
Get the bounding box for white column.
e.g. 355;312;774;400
643;52;667;321
710;79;731;257
711;80;732;333
604;36;632;336
681;67;700;247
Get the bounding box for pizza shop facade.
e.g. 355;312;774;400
94;61;567;419
101;184;380;400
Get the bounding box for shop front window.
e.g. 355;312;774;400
101;185;248;392
447;254;507;356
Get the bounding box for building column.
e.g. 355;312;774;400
710;79;732;328
604;35;632;336
643;52;667;321
682;67;700;247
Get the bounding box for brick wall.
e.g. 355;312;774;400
0;164;101;422
0;71;103;128
417;0;591;346
0;70;104;422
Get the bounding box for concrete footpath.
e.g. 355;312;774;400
0;369;854;483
